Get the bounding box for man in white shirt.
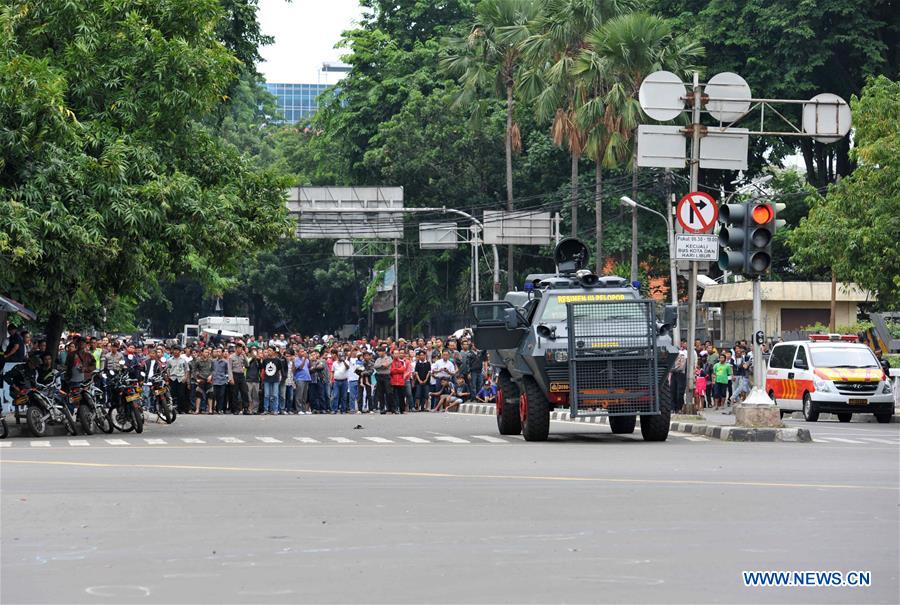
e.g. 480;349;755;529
347;348;361;414
430;350;457;385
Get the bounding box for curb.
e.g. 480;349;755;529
670;421;812;442
454;404;813;442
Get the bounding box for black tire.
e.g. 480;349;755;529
836;412;852;423
496;370;522;435
874;413;893;424
95;408;113;434
77;405;95;435
609;415;636;434
640;379;671;442
61;403;78;436
155;395;173;424
26;405;47;437
131;403;144;434
802;393;819;422
1;417;7;439
110;406;134;432
521;377;550;442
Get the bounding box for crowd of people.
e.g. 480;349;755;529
669;338;760;412
0;326;501;416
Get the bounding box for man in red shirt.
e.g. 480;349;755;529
388;348;407;414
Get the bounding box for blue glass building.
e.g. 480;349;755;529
264;83;331;123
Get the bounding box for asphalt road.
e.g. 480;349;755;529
2;412;898;604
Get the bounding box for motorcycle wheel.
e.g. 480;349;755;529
157;395;173;424
77;405;95;435
26;405;47;437
131;403;144;434
95;408;113;434
61;403;78;436
110;406;134;432
165;393;176;424
1;417;7;439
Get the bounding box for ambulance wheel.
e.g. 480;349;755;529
496;371;521;435
802;393;819;422
608;416;636;434
836;413;852;423
520;377;549;442
874;413;893;424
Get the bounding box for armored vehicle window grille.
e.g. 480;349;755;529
566;300;660;417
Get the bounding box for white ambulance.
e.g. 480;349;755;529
765;334;894;423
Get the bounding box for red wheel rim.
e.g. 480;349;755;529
519;392;527;425
496;388;504;415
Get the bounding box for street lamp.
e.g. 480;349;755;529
620;196;679;347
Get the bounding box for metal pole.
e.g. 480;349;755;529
667;192;679;348
473;226;480;302
685;71;702;411
752;277;763;388
393;238;399;340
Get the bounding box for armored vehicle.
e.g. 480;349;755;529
470;238;679;441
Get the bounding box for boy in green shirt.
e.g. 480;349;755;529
712;353;732;410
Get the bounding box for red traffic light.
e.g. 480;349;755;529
751;203;773;224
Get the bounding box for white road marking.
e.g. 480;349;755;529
219;437;244;443
0;442;11;447
397;436;429;443
181;438;205;444
860;438;899;444
363;437;394;443
105;439;129;446
470;435;508;443
30;441;51;447
826;438;864;444
328;437;354;444
434;436;470;444
293;437;320;443
68;440;90;446
685;436;709;442
144;439;167;445
256;437;282;443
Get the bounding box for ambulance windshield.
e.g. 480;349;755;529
810;347;879;369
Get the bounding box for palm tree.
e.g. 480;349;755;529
576;12;703;278
442;0;540;291
517;0;634;238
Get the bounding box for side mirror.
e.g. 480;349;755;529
663;305;678;327
503;308;519;330
794;361;808;370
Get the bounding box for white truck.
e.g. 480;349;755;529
179;316;254;347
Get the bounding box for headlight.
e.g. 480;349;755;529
882;381;893;395
554;350;568;363
814;377;834;393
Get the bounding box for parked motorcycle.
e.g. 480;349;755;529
15;378;77;437
148;369;176;424
89;375;114;434
105;365;144;434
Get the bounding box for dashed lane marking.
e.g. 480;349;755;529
255;437;282;443
434;436;470;444
181;438;205;444
684;436;709;442
0;442;11;447
364;437;394;443
397;436;429;443
293;437;319;443
30;441;51;447
328;437;355;444
144;439;167;445
825;438;864;444
470;435;508;443
68;440;90;447
219;437;244;444
104;439;129;446
860;438;899;444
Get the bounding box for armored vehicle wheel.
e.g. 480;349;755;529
608;415;636;434
496;371;521;435
521;377;550;441
640;380;671;442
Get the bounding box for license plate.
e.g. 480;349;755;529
848;398;867;405
125;394;141;402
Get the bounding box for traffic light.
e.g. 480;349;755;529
718;201;787;277
717;203;749;272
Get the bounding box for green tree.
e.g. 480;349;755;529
0;0;291;352
790;76;900;307
442;0;540;290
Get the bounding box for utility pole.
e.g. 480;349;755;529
393;238;399;341
665;170;678;348
685;71;702;412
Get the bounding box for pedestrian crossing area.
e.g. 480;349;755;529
813;436;900;445
0;434;529;448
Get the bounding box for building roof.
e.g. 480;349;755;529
700;281;875;304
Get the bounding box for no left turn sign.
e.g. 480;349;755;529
676;192;718;234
